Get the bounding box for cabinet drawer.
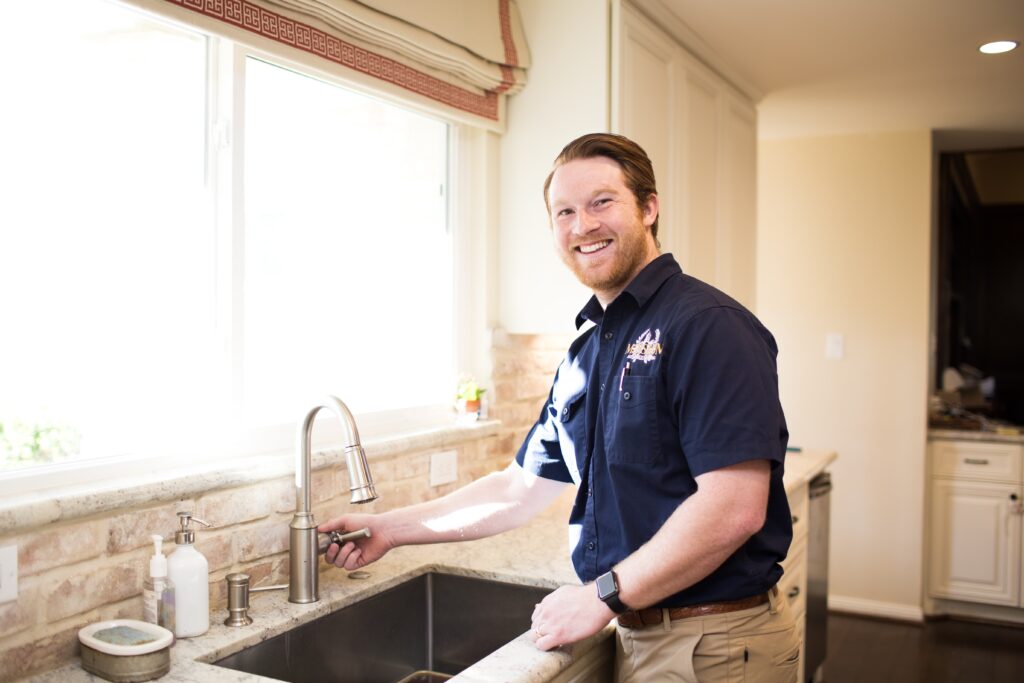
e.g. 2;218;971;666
787;483;810;543
779;547;807;618
932;441;1022;483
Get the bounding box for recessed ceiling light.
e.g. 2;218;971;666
979;40;1018;54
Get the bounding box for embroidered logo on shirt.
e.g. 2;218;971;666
625;328;663;363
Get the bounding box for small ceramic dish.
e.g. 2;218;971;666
78;619;174;682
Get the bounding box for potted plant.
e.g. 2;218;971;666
455;378;486;422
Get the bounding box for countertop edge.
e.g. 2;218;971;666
927;428;1024;445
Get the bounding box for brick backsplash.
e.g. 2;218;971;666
0;332;566;681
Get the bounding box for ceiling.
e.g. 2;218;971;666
637;0;1024;150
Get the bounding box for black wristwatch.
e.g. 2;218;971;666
595;570;628;614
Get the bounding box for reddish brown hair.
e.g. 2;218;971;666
543;133;659;239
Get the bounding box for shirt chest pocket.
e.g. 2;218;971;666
605;375;662;464
551;389;587;473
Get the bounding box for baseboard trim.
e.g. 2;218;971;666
828;594;924;623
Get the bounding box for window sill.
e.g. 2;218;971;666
0;419;500;535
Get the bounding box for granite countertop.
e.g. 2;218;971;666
25;449;836;683
928;428;1024;445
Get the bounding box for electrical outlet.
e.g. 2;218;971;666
429;450;458;487
0;544;17;604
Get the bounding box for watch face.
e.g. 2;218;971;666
596;571;617;598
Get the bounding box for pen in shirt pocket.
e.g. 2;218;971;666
619;361;631;392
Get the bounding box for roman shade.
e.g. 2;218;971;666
151;0;530;126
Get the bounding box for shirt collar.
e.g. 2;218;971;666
574;253;682;329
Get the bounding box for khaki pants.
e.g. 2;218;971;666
615;589;800;683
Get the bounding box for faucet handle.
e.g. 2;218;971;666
317;527;372;555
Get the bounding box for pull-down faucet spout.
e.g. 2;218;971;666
289;395;377;604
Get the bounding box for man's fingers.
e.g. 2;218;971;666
534;632;559;651
342;544;363;570
329;541;354;568
324;542;340;564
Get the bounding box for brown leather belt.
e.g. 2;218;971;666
617;590;771;629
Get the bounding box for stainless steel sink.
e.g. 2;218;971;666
213;572;552;683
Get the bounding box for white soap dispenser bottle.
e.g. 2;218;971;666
166;511;212;638
143;534;175;631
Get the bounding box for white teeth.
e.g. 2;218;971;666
579;240;610;254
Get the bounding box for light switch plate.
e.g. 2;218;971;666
0;544;17;603
429;450;458;487
825;333;845;360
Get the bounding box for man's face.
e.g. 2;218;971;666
547;156;659;305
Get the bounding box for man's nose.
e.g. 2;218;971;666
574;209;600;234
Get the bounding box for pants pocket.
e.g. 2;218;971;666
733;621;800;683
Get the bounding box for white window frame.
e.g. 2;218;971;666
0;9;492;498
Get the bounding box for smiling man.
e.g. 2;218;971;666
321;133;797;683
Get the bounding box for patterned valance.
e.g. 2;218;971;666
154;0;530;125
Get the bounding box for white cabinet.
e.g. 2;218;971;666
498;1;759;333
780;482;809;683
613;4;758;310
929;440;1024;608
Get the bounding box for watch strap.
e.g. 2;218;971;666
596;570;629;614
603;590;628;614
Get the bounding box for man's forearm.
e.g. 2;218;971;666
382;463;567;546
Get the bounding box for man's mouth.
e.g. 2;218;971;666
577;240;611;254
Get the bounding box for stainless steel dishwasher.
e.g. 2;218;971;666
805;472;831;683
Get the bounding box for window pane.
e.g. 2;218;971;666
0;1;212;470
243;59;453;424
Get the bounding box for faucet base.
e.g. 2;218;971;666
289;515;319;604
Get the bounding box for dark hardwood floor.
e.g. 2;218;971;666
824;612;1024;683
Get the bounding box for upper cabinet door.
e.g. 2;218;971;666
614;5;679;256
613;4;758;310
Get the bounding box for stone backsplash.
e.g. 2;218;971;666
0;332;570;681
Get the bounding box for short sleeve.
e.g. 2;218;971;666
514;369;574;484
666;307;787;477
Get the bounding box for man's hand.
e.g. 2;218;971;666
319;513;395;570
530;583;616;651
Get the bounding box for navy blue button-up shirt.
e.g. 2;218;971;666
515;254;791;607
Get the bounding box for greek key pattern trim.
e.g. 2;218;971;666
165;0;500;120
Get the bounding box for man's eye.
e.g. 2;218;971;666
557;208;574;217
594;198;612;207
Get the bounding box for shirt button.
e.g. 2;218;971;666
587;541;596;550
603;331;613;340
600;383;605;392
561;407;568;417
623;391;632;400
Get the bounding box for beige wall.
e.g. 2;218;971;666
757;130;933;617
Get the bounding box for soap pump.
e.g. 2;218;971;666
143;534;175;631
166;511;212;638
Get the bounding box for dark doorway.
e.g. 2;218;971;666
935;148;1024;425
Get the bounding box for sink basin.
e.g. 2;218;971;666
213;572;552;682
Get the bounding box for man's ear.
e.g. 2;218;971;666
642;194;659;228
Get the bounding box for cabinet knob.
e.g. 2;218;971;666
788;586;800;599
1011;493;1019;502
791;515;799;525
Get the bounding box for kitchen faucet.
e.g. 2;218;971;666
289;395;378;604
